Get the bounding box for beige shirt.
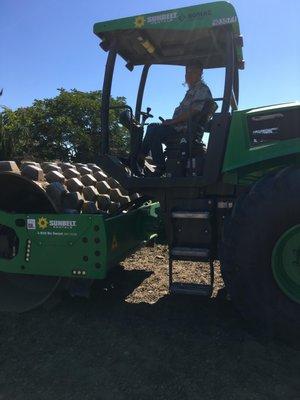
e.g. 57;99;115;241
172;81;212;132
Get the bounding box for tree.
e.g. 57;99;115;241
0;89;129;162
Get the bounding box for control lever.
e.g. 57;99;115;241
146;107;153;116
158;116;165;122
140;107;153;127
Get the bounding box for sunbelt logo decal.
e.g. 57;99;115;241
134;12;178;28
27;217;77;230
38;217;48;229
135;15;145;28
48;219;77;229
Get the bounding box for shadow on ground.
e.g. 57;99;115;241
0;266;299;400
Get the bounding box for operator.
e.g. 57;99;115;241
140;63;212;176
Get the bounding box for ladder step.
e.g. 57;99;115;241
170;247;210;260
171;211;210;219
170;282;212;296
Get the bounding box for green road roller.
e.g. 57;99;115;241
0;2;299;343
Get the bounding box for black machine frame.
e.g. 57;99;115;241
99;28;239;194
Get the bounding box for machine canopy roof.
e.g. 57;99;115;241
93;2;244;69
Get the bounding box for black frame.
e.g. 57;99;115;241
99;28;238;191
135;64;150;121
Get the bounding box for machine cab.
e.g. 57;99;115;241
94;2;244;194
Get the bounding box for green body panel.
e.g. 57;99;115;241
93;2;243;64
222;102;300;185
0;203;159;280
272;225;300;304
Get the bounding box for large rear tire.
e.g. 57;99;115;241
221;167;300;343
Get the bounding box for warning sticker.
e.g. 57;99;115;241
27;219;36;230
111;235;118;250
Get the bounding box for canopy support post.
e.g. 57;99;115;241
100;47;117;156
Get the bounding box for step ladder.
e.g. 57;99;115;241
168;209;215;297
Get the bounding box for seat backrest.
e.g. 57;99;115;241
187;99;218;142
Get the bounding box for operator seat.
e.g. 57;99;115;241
164;99;218;177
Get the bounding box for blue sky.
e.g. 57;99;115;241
1;0;299;121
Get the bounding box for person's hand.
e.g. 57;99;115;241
162;119;174;125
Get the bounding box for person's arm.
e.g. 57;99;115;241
163;85;212;126
163;108;199;125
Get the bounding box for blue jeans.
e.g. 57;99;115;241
142;123;177;168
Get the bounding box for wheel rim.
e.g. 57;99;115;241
272;225;300;304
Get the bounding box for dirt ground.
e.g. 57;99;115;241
0;244;299;400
